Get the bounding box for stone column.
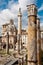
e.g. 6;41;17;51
13;35;17;51
37;18;41;65
13;36;15;50
9;19;15;51
27;4;37;65
18;8;22;53
26;54;28;65
6;32;9;54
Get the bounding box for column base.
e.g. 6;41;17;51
27;60;37;65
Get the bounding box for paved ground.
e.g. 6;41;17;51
0;55;18;65
0;54;10;65
0;49;27;65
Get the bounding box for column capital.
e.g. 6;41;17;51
18;8;22;17
27;4;37;16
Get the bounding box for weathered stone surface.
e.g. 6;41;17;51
27;4;37;65
18;8;22;53
37;18;41;65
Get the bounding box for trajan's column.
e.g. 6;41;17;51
27;4;37;65
37;18;41;65
18;8;22;53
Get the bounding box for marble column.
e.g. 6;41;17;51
18;8;22;53
27;4;37;65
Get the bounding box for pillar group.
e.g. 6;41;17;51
27;4;41;65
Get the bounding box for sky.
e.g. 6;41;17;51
0;0;43;30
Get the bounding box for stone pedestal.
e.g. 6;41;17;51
27;4;37;65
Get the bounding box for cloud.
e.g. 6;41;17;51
0;0;37;29
8;3;19;16
37;14;43;19
19;0;37;11
40;22;43;27
7;0;19;25
0;0;7;6
18;0;37;29
38;4;43;12
0;9;14;25
8;0;37;16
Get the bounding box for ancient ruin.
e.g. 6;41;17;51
0;4;41;65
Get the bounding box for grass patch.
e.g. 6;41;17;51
0;49;13;56
0;49;6;55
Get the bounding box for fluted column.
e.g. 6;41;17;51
27;4;37;65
